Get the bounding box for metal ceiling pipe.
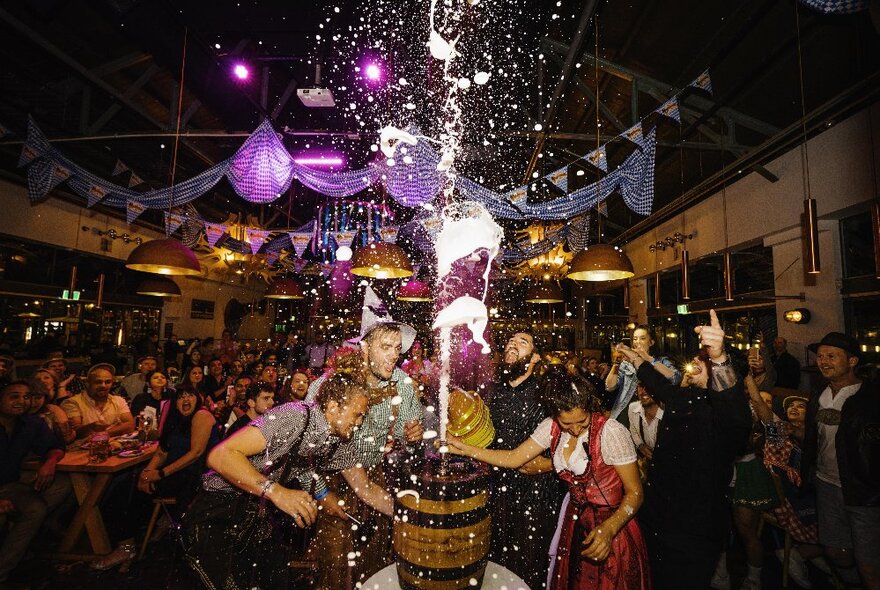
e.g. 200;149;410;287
522;0;599;183
0;6;217;166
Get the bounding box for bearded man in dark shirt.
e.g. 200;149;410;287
486;331;565;590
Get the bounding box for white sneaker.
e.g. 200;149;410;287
788;550;812;589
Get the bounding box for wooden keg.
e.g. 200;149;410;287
393;459;491;590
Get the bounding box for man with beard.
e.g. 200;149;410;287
486;331;565;590
303;287;424;589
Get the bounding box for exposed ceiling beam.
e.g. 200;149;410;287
90;51;152;78
521;0;599;184
0;6;217;166
544;50;626;133
87;64;160;134
271;78;299;120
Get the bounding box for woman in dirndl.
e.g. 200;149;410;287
448;367;650;590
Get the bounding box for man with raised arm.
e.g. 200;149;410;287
616;309;752;590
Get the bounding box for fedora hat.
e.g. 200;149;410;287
807;332;861;360
356;286;416;353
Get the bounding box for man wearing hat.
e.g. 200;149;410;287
44;352;83;398
118;355;158;400
803;332;880;588
304;286;424;589
60;363;135;440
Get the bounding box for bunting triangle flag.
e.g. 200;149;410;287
204;222;227;247
128;173;144;188
506;186;528;206
380;226;399;243
18;144;40;168
112;160;129;176
545;167;569;193
164;211;185;235
690;69;713;95
335;230;357;247
656;96;681;123
246;229;271;254
597;199;609;217
289;232;311;257
266;251;279;266
292;258;308;273
621;122;646;149
584;146;608;172
49;163;72;190
86;184;108;208
126;200;147;224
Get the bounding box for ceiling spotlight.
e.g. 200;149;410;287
233;63;250;81
360;59;385;85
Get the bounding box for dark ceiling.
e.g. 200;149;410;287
0;0;878;243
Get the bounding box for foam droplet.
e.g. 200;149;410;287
473;71;490;85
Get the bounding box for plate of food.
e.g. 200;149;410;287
117;449;145;458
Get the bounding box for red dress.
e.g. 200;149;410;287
548;414;651;590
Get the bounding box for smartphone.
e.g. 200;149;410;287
226;385;236;404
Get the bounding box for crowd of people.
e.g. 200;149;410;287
0;292;877;590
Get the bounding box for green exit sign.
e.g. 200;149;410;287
61;290;81;301
677;304;689;315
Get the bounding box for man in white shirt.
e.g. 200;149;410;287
803;332;879;589
627;384;663;460
118;355;157;400
61;364;135;440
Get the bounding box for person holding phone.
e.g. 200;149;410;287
615;310;752;590
605;326;681;426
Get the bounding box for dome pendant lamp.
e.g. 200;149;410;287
125;239;201;276
350;242;413;279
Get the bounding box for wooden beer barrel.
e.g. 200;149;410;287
393;459;491;590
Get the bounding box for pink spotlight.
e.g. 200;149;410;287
365;63;381;81
232;63;249;80
360;59;385;85
294;156;344;167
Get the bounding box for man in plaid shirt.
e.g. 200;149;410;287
304;287;424;589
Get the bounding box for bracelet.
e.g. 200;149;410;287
259;480;276;499
313;488;329;501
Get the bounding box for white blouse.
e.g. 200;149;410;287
530;417;637;475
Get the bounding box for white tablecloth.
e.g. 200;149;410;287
361;561;529;590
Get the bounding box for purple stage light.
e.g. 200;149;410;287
360;59;385;85
293;155;345;166
233;63;250;80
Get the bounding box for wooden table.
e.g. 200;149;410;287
54;442;158;559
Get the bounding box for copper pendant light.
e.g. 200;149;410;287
126;238;201;276
526;281;564;304
397;279;432;301
803;198;821;274
622;279;630;310
568;21;635;284
680;250;690;300
350;242;413;279
723;251;735;302
136;277;181;297
265;278;305;300
653;271;662;309
567;244;635;282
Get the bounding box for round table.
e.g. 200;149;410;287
361;561;530;590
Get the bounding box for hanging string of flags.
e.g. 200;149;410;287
18;68;712;267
